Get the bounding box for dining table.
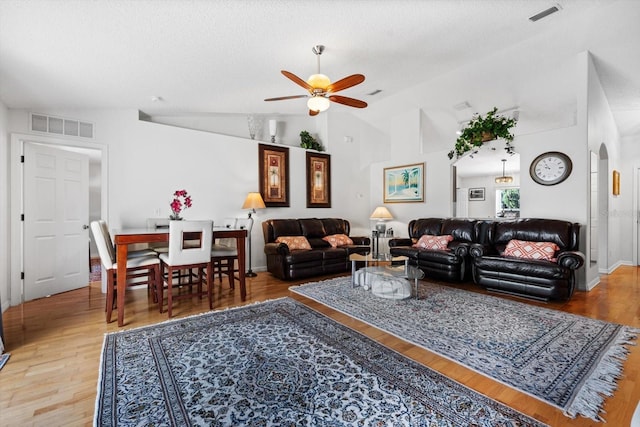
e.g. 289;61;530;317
112;226;248;327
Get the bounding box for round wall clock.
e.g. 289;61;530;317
529;151;573;186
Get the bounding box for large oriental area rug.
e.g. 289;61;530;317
95;297;545;426
290;277;640;422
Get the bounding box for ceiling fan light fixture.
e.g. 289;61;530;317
307;96;330;112
307;73;331;89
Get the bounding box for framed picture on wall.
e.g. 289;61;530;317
306;151;331;208
383;162;425;203
258;144;289;207
469;187;485;201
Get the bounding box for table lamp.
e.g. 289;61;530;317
241;192;266;277
370;206;393;234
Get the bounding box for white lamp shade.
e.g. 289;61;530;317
242;192;266;210
307;73;331;89
370;206;393;220
269;119;277;137
307;96;330;112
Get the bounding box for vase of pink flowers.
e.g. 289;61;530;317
169;189;192;220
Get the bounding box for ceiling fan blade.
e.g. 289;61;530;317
326;74;365;93
309;109;320;116
281;70;313;92
264;95;309;101
329;95;368;109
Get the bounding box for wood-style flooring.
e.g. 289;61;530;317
1;266;639;426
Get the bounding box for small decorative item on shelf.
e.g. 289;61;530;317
169;189;192;220
448;107;517;160
300;130;324;151
247;115;262;140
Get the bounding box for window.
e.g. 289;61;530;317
495;188;520;218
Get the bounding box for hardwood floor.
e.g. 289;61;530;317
1;267;639;426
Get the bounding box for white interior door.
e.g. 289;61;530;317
456;188;469;217
23;142;89;300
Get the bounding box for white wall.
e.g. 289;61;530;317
0;100;8;313
585;53;625;284
5;108;382;293
458;174;522;219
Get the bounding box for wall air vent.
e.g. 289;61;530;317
529;4;561;22
30;113;94;139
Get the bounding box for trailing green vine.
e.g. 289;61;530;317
448;107;516;160
299;131;324;151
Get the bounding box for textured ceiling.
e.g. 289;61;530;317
1;0;639;141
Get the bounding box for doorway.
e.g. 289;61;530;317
9;133;106;306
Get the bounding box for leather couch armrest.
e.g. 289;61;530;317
389;238;413;247
350;236;371;246
264;242;290;256
449;241;469;257
469;243;490;257
557;251;585;269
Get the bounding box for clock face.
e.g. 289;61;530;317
529;151;572;186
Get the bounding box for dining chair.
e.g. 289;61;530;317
146;218;170;254
158;220;213;317
211;217;238;287
90;221;161;323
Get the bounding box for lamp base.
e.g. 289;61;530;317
245;270;258;277
375;223;387;233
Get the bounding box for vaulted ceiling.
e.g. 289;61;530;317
1;0;638;140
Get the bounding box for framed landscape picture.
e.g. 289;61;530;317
306;152;331;208
258;144;289;207
469;187;485;201
383;163;424;203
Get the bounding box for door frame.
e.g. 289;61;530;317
9;133;108;306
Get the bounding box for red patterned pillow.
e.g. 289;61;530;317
322;234;354;248
413;234;453;250
275;236;312;250
503;239;559;261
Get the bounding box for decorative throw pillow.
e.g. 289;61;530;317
503;239;559;261
275;236;312;250
322;234;354;248
412;234;453;250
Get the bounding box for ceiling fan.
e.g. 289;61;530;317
264;45;368;116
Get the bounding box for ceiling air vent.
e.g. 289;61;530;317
529;5;561;22
30;113;94;139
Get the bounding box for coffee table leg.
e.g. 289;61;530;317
351;260;356;287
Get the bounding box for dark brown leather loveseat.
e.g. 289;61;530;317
388;218;479;282
470;218;585;301
262;218;370;280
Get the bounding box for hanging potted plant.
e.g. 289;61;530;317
299;131;324;151
447;107;517;160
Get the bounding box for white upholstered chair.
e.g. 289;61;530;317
90;221;161;323
158;220;213;317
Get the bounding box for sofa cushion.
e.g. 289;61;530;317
413;234;453;250
321;218;349;236
276;236;312;250
299;218;326;238
323;234;354;248
270;219;303;240
503;239;559;261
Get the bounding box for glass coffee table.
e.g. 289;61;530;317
350;253;424;300
349;253;408;284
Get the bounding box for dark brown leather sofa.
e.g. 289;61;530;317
469;218;585;301
388;218;479;282
262;218;370;280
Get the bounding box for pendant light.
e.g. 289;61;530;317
495;159;514;184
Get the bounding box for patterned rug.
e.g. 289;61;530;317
290;277;640;422
95;298;546;426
